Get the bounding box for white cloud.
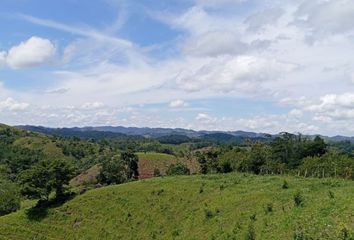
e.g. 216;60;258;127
1;36;56;69
183;31;248;57
81;102;105;110
175;55;295;93
2;0;354;136
295;0;354;40
196;113;215;123
0;98;29;111
195;0;248;8
169;99;187;108
245;8;284;31
0;52;6;67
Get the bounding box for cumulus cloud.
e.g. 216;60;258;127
0;98;29;111
303;93;354;121
169;99;188;108
3;0;354;135
1;36;56;69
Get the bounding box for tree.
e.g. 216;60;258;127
304;136;327;157
121;151;139;179
166;163;190;176
19;158;75;201
196;150;220;174
98;151;139;185
218;148;248;173
0;181;21;216
248;141;271;174
98;155;128;184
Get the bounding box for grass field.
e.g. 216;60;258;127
1;173;354;239
137;152;199;179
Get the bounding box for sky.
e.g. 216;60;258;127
1;0;354;136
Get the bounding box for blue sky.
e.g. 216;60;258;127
1;0;354;135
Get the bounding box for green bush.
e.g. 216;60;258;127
294;191;304;207
282;180;289;189
166;163;190;176
265;203;273;214
246;223;256;240
0;181;21;216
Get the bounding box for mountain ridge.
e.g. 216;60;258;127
15;125;354;143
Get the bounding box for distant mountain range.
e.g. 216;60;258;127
16;125;354;143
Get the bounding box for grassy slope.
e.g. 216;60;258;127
137;152;199;179
1;173;354;240
0;123;69;161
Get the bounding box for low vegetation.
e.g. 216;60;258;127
3;123;354;239
1;174;354;239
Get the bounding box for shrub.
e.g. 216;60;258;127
204;209;214;219
153;168;161;177
294;191;304;207
282;180;289;189
328;190;335;199
0;181;21;216
265;203;273;214
166;163;190;176
340;227;352;240
246;224;256;240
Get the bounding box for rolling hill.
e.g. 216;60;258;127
16;125;271;142
1;173;353;239
17;125;354;144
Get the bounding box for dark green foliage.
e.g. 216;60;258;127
328;190;335;199
248;142;271;174
265;203;273;213
294;192;304;207
246;224;256;240
98;151;139;185
98;157;127;184
19;158;75;200
156;135;191;144
0;181;21;216
204;209;215;219
166;163;190;176
196;150;220;174
271;133;327;168
121;151;139;179
282;180;289;189
331;140;354;156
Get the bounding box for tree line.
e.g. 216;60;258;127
196;133;354;179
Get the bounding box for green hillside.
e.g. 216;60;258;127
137;152;199;179
1;173;354;239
